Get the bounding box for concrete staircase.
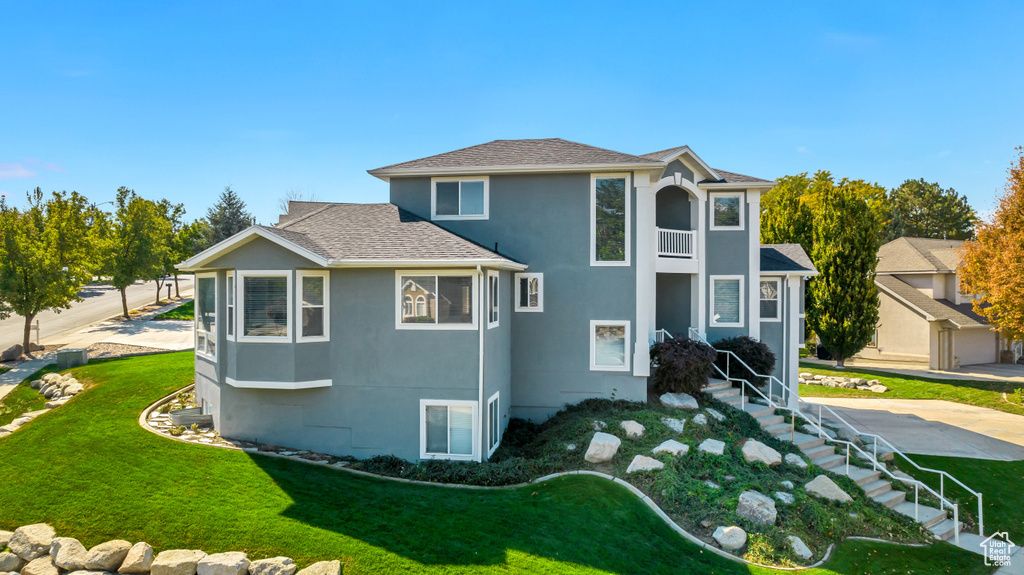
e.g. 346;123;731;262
705;379;962;541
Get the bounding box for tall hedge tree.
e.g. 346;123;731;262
104;187;171;319
808;178;882;366
206;186;254;245
760;173;815;254
884;178;977;242
0;188;92;354
959;147;1024;342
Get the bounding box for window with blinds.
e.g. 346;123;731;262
243;275;289;338
424;403;474;458
712;277;743;326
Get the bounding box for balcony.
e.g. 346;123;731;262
656;227;697;273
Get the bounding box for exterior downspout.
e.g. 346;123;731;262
477;265;485;462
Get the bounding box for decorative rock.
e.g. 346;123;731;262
85;541;132;572
692;413;708;426
41;373;61;385
118;543;154;574
724;474;736;482
652;439;689;456
565;443;576;452
780;480;794;490
626;455;664;474
295;561;340;575
799;372;813;379
30;379;44;390
774;491;795;505
851;378;867;385
248;557;296;575
660;417;686;433
0;344;24;362
0;553;26;573
22;556;59;575
712;526;747;551
51;537;88;571
197;552;250;575
151;550;207;575
698;438;725;455
0;530;12;548
704;480;721;489
869;384;889;393
705;408;726;422
788;535;813;560
64;384;84;396
740;439;782;466
43;387;58;399
619;420;645;438
9;523;56;561
805;475;853;502
836;427;863;445
591;420;607;431
784;453;808;468
659;392;699;410
736;490;777;525
584;432;621;463
45;399;70;409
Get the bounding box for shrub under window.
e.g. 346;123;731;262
649;337;717;395
712;335;776;385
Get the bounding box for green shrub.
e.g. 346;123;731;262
650;338;717;395
169;426;185;436
712;335;776;385
351;455;534;487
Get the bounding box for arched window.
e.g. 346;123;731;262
403;295;414;317
416;295;427;317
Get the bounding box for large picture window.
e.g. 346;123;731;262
195;273;217;359
421;399;478;460
240;272;292;341
711;276;744;327
397;271;477;329
297;271;330;341
759;278;781;321
590;320;630;372
710;192;745;230
591;174;631;265
514;273;543;312
432;177;489;220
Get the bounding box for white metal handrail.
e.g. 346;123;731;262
657;228;696;258
1013;340;1023;364
688;327;793;406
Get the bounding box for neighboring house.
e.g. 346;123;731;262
856;237;999;369
178;138;815;462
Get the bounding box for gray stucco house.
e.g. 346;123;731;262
179;138;815;462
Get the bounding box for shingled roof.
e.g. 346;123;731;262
760;244;817;274
877;237;965;273
705;169;775;186
875;275;988;328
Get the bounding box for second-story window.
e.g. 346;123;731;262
710;191;745;230
759;278;781;321
397;271;477;329
591;174;631;266
514;273;543;312
432;177;489;220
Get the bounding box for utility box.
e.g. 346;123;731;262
56;348;88;370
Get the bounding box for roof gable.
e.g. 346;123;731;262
877;237;965;273
875;274;988;327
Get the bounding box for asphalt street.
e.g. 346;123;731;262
0;275;194;351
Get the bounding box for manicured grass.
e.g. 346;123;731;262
798;363;1024;417
0;352;992;574
154;300;194;320
0;370;49;427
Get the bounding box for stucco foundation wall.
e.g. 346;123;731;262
856;291;930;361
955;329;999;366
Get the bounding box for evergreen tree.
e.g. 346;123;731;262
808;178;882;366
205;186;254;245
103;187;171;318
884;179;977;241
760;173;814;254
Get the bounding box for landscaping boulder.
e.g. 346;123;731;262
118;543;154;574
705;408;726;422
51;537;88;571
652;439;689;456
0;552;26;573
774;491;795;505
85;540;132;571
295;561;340;575
64;383;84;396
736;490;777;526
780;480;794;490
619;420;645;438
659;392;698;410
698;438;725;455
22;556;58;575
805;475;853;502
41;373;61;385
0;530;12;548
712;526;747;551
45;399;70;409
869;384;889;393
799;372;813;379
660;417;685;433
740;439;782;467
788;535;813;561
30;379;44;390
152;550;207;575
0;344;24;361
198;552;250;575
9;523;56;561
584;432;621;463
692;413;708;426
784;453;808;469
248;557;296;575
835;427;863;446
591;420;607;431
626;455;664;473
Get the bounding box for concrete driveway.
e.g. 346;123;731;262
803;397;1024;461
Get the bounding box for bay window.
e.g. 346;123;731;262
195;273;217;359
297;271;330;342
239;271;292;341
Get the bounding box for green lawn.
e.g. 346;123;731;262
154;300;194;320
798;363;1024;417
0;353;992;574
0;370;48;427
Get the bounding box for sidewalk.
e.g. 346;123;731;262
802;357;1024;384
0;299;194;402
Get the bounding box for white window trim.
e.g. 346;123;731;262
225;272;235;342
590;320;631;372
513;272;544;312
487;391;500;457
419;399;479;461
590;173;632;267
487;270;500;329
195;272;218;360
710;275;745;328
709;191;746;231
431;176;490;221
237;270;293;343
395;270;479;330
798;313;807;348
759;277;782;322
296;270;330;343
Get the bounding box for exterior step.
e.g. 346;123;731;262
710;387;741;400
834;466;880;487
872;489;906;509
894;502;947;529
791;432;825;450
706;379;731;392
928;518;963;541
813;453;845;470
802;444;836;461
756;414;785;427
862;479;893;498
739;402;774;419
763;422;793;437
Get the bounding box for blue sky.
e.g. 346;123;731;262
2;1;1022;224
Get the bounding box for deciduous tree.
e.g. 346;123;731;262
884;179;976;241
103;187;171;319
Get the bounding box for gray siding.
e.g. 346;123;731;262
656;274;691;338
483;270;513;456
704;189;752;343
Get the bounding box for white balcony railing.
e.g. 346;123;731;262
657;228;696;258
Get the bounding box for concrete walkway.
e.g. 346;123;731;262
802;357;1024;384
803;397;1024;461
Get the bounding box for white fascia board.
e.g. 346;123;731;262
700;182;776;189
225;377;332;390
328;259;528;271
177;226;329;271
655;146;722;182
760;270;820;277
367;162;667;181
